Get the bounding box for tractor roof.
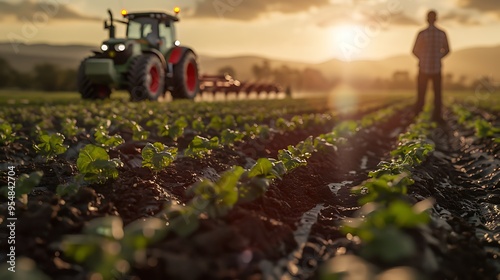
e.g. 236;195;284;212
124;12;179;22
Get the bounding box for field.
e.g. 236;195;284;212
0;90;499;280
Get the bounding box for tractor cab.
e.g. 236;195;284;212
123;12;180;54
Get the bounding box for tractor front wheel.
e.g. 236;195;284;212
77;58;111;100
171;51;199;100
128;54;165;101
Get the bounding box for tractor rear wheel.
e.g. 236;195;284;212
128;54;165;101
77;58;111;100
171;51;199;99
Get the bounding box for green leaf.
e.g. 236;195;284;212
191;119;205;132
0;122;18;145
93;126;124;149
278;149;306;172
77;145;109;172
220;129;244;146
84;216;124;239
77;144;122;184
56;182;81;197
223;115;237;129
248;158;274;178
238;176;270;203
142;142;177;171
207;115;223;131
165;205;200;237
16;171;43;198
185;136;220;158
1;171;43;204
216;166;244;207
34;133;68;159
360;227;416;263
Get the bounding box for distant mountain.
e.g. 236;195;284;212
0;43;96;72
1;42;498;82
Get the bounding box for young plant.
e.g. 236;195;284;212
223;115;237;129
184;136;220;158
187;166;244;218
0;121;21;145
191;118;205;132
120;119;150;141
474;118;500;139
237;158;286;203
220;129;245;146
1;171;43;205
278;149;307;172
77;144;123;184
62;216;167;280
93;124;124;149
33;133;68;160
141;142;177;171
163;117;188;141
342;200;431;263
61;118;85;138
207;115;223;131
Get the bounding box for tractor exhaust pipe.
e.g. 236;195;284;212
105;9;115;38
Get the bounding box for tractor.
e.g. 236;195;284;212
77;8;199;101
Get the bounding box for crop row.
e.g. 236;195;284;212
36;104;405;278
322;108;438;278
0;97;401;158
0;98;409;278
451;104;500;143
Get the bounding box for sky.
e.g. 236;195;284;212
1;0;500;62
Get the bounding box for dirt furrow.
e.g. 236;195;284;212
221;108;416;279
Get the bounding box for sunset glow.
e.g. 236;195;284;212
0;0;499;63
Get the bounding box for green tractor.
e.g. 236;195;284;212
77;8;199;101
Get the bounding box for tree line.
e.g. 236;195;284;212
221;61;494;92
219;60;339;92
0;57;77;91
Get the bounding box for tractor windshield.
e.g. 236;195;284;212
127;18;157;39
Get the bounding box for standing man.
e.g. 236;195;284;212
412;10;450;122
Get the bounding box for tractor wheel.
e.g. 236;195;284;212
77;58;111;100
171;51;199;99
128;54;165;101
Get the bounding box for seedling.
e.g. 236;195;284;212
0;121;20;145
33;133;68;160
184;136;220;158
141;142;177;171
1;171;43;205
77;144;123;184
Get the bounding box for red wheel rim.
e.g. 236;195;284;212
149;65;160;93
96;86;108;99
186;62;196;92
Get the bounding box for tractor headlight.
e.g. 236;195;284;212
100;44;109;52
115;44;126;52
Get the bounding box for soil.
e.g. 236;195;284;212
0;105;498;280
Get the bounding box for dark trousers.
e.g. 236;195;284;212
416;71;442;119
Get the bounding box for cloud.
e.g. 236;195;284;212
440;11;481;25
191;0;330;20
456;0;500;19
457;0;500;12
391;14;419;26
314;4;419;28
0;0;100;22
362;12;419;26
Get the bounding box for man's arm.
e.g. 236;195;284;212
412;32;422;59
441;32;450;58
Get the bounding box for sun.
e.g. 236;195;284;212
332;24;359;44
